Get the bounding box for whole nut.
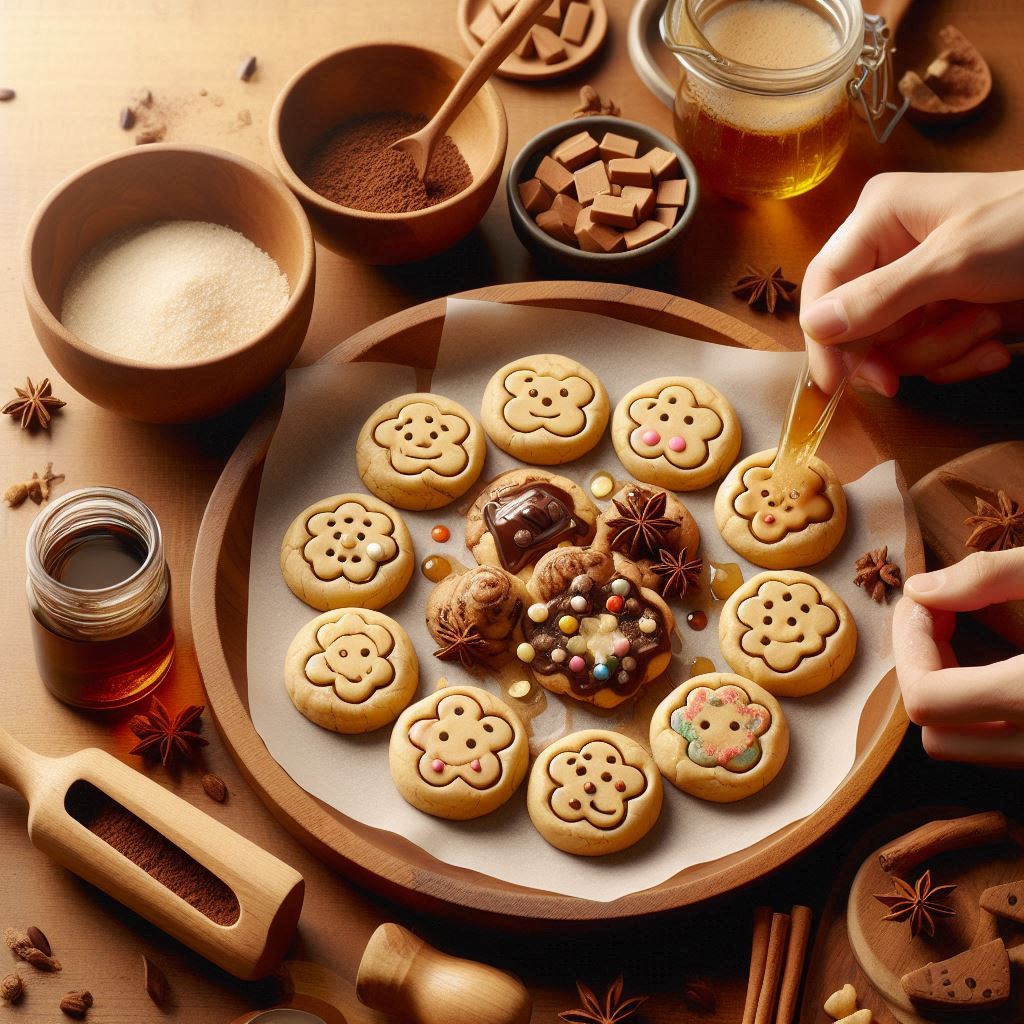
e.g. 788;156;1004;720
1;973;24;1003
60;990;93;1019
202;773;228;803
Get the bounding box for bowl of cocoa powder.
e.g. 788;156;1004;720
270;43;507;265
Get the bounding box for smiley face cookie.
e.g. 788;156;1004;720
650;673;789;802
528;730;663;856
714;448;847;569
356;393;486;511
389;685;528;819
612;377;742;491
285;608;418;733
465;468;598;578
281;492;414;611
719;570;857;696
480;354;609;464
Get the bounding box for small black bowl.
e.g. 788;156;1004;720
507;115;699;276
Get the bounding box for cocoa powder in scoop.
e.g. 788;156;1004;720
302;112;473;214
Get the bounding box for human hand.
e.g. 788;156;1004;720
893;547;1024;764
800;171;1024;395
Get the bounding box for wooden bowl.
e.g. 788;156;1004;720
269;43;507;265
23;144;315;424
507;116;699;276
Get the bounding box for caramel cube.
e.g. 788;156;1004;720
491;0;519;17
599;132;640;161
656;178;688;207
608;158;652;186
623;219;670;251
538;0;563;29
532;25;568;63
610;183;622;196
573;159;611;205
561;1;592;45
535;154;575;195
537;208;575;246
552;131;599;170
575;207;626;253
591;193;638;229
653;206;678;228
645;146;680;179
620;185;655;222
469;4;502;42
550;192;583;230
514;30;536;58
518;177;553;214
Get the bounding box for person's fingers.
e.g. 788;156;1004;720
921;722;1024;765
881;305;1003;374
901;655;1024;727
904;548;1024;609
850;351;900;396
893;598;958;722
925;339;1012;384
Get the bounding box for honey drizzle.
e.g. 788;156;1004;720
773;358;846;486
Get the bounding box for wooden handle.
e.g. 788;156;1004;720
0;724;45;802
878;811;1010;874
356;923;531;1024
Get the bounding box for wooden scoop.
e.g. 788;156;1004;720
391;0;552;180
0;724;304;980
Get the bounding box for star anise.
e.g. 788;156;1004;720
854;546;902;603
607;488;677;560
873;869;957;938
128;698;208;767
432;608;490;668
652;547;703;599
731;265;798;313
2;377;66;430
559;976;647;1024
964;490;1024;552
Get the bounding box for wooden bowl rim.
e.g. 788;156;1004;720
191;280;916;923
22;143;316;373
267;41;508;223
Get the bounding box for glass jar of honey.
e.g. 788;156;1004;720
26;487;175;709
661;0;907;199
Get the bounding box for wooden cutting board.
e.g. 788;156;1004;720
909;441;1024;650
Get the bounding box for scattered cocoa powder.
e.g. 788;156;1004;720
66;781;240;926
301;112;473;214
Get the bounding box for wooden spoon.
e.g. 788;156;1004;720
392;0;552;180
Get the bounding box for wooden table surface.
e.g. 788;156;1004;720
1;2;1022;1021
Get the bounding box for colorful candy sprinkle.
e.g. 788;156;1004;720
613;637;630;657
639;616;657;634
615;780;626;792
516;642;536;663
590;471;615;499
570;595;588;613
551;648;567;664
430;524;450;543
567;635;587;655
569;655;586;673
668;436;687;452
431;759;444;773
611;579;630;597
593;664;610;681
763;513;776;524
527;602;549;623
559;615;579;634
617;671;630;685
366;542;385;561
606;595;624;613
641;429;661;446
604;655;619;673
470;759;481;773
622;656;637;671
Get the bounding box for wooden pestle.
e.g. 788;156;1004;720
0;724;304;980
356;923;531;1024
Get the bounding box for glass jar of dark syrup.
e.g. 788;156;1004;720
26;487;174;709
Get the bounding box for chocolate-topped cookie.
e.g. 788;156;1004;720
516;547;674;708
465;469;598;578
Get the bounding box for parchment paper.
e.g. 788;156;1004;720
246;298;908;901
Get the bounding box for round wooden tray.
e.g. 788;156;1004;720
191;281;921;925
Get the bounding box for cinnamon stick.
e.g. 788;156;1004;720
753;912;791;1024
741;906;774;1024
878;811;1008;875
774;906;812;1024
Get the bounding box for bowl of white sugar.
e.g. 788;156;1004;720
24;144;315;423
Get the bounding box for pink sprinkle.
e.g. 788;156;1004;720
641;429;661;446
431;759;444;773
763;513;776;524
471;759;481;773
668;436;686;452
613;637;630;657
569;655;586;673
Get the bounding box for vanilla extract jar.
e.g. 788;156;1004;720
26;487;174;709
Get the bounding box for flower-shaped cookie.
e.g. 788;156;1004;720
612;376;741;490
285;608;418;733
719;571;857;697
390;685;528;820
481;354;609;464
733;463;833;544
527;730;663;856
357;393;486;510
281;492;414;611
669;684;770;773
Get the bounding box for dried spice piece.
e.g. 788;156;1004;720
964;490;1024;552
854;546;902;603
26;926;51;958
119;105;136;130
559;976;647;1024
682;978;717;1013
0;973;23;1003
606;488;677;560
4;463;65;508
432;609;490;668
128;698;208;767
3;928;61;971
201;772;228;803
652;547;703;599
732;265;798;313
873;869;956;938
572;84;620;118
237;55;257;81
2;377;65;430
59;990;93;1019
135;126;166;145
142;954;170;1006
0;88;15;102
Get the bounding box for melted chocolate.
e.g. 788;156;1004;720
483;482;587;573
